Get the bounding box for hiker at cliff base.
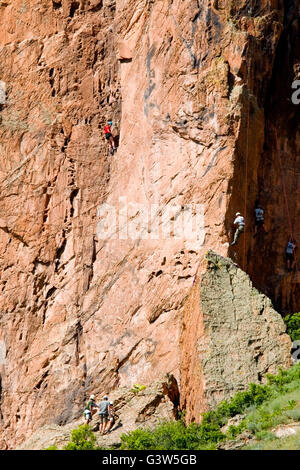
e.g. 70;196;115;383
286;237;297;271
83;394;98;425
231;212;245;246
97;395;110;434
104;120;116;154
254;204;266;237
106;401;117;433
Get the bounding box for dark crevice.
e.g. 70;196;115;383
91;236;97;265
116;340;143;372
42;306;47;325
70;188;79;218
163;375;180;418
55;233;67;272
34;370;49;390
90;0;103;13
43;193;51;224
119;58;132;64
52;0;62;10
61;137;70;153
46;286;57;300
69;1;80;18
227;69;235;99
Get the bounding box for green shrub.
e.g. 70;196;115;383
255;430;277;441
45;445;59;450
131;384;147;394
226;421;247;439
192;421;226;444
244;383;300;435
284;313;300;341
246;408;280;433
63;425;100;450
202;382;272;428
266;363;300;392
120;428;156;450
120;420;224;450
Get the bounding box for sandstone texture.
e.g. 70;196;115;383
17;374;179;450
0;0;298;449
180;251;291;423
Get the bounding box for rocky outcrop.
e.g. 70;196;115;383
0;0;298;449
17;374;179;450
180;251;291;423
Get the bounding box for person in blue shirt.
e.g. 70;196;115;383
286;237;297;271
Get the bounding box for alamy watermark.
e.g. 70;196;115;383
291;80;300;105
96;197;205;246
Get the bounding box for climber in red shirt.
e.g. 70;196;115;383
105;120;116;153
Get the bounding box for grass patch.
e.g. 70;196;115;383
246;429;300;450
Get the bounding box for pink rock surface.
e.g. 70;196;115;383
0;0;298;448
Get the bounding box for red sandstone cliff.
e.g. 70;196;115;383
0;0;299;449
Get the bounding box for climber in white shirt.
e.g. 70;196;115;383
231;212;245;246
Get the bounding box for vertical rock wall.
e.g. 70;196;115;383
247;1;300;312
0;0;298;448
225;0;300;312
0;0;121;448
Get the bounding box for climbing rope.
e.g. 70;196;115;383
275;129;299;274
242;57;251;272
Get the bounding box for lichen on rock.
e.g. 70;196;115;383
180;250;291;423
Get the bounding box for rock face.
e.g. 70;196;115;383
17;374;179;450
180;251;291;423
0;0;298;449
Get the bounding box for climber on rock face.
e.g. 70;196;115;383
97;395;110;434
231;212;245;246
104;120;116;154
254;204;266;237
83;394;98;425
286;237;297;271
